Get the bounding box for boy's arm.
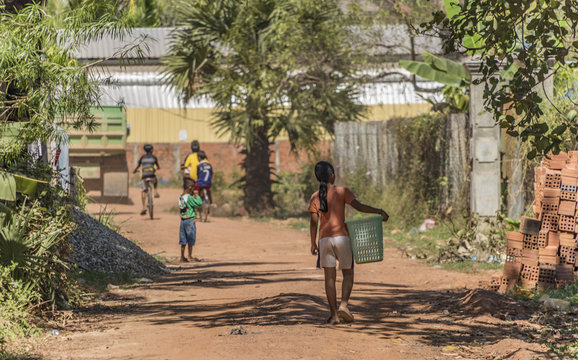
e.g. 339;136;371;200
350;199;389;222
189;194;203;207
132;157;142;174
310;212;319;255
181;154;189;170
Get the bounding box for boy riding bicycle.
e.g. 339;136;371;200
133;144;160;215
181;140;200;189
195;151;213;204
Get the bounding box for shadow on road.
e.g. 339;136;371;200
78;259;548;357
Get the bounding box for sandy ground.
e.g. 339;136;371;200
37;188;552;360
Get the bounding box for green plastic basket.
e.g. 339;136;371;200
345;216;384;264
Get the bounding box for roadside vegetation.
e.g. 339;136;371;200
0;2;137;356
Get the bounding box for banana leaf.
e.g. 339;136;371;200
422;52;470;82
0;171;17;201
0;171;48;199
400;59;465;87
14;174;45;197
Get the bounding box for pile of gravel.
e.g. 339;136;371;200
68;208;170;276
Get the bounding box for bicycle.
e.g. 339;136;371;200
144;178;155;220
199;187;210;222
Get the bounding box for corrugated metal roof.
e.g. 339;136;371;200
74;25;444;60
74;28;172;60
96;70;442;108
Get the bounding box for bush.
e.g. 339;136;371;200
0;200;79;309
273;162;320;218
211;170;244;217
0;263;41;346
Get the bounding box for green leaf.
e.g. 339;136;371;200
552;124;567;135
444;0;461;19
463;33;485;55
0;172;17;202
422;52;470;81
400;59;465;87
501;62;519;80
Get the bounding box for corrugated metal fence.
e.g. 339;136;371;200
334;113;468;205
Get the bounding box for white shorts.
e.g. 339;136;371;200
319;235;353;269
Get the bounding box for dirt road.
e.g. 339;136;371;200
40;188;550;359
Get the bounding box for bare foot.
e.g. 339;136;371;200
187;256;194;262
326;316;340;325
180;257;189;262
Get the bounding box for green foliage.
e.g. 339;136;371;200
46;0;176;27
537;282;578;308
351;0;443;26
163;0;365;215
0;201;76;308
400;52;470;112
441;85;469;112
341;113;453;228
390;113;451;220
437;212;507;263
513;66;578;161
534;282;578;357
0;2;133;162
440;261;503;273
94;205;122;232
77;271;136;292
424;0;578;158
211;170;243;212
273;162;319;218
400;52;470;87
0;263;41;345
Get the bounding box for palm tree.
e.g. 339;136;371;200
163;0;364;216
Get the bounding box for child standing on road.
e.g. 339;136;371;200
178;186;203;262
309;161;388;325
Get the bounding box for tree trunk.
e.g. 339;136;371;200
242;128;274;217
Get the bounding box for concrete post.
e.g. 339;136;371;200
465;60;501;218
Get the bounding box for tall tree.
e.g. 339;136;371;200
424;0;578;158
0;1;133;161
163;0;364;216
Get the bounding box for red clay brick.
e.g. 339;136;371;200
559;232;576;247
559;200;576;216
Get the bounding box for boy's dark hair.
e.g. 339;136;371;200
198;150;207;160
314;161;334;213
191;140;200;153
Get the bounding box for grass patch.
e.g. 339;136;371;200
0;349;40;360
77;271;137;292
152;254;169;263
440;261;503;274
535;281;578;307
288;218;308;231
383;224;456;260
534;281;578;359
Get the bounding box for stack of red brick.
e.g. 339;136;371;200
488;152;578;293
